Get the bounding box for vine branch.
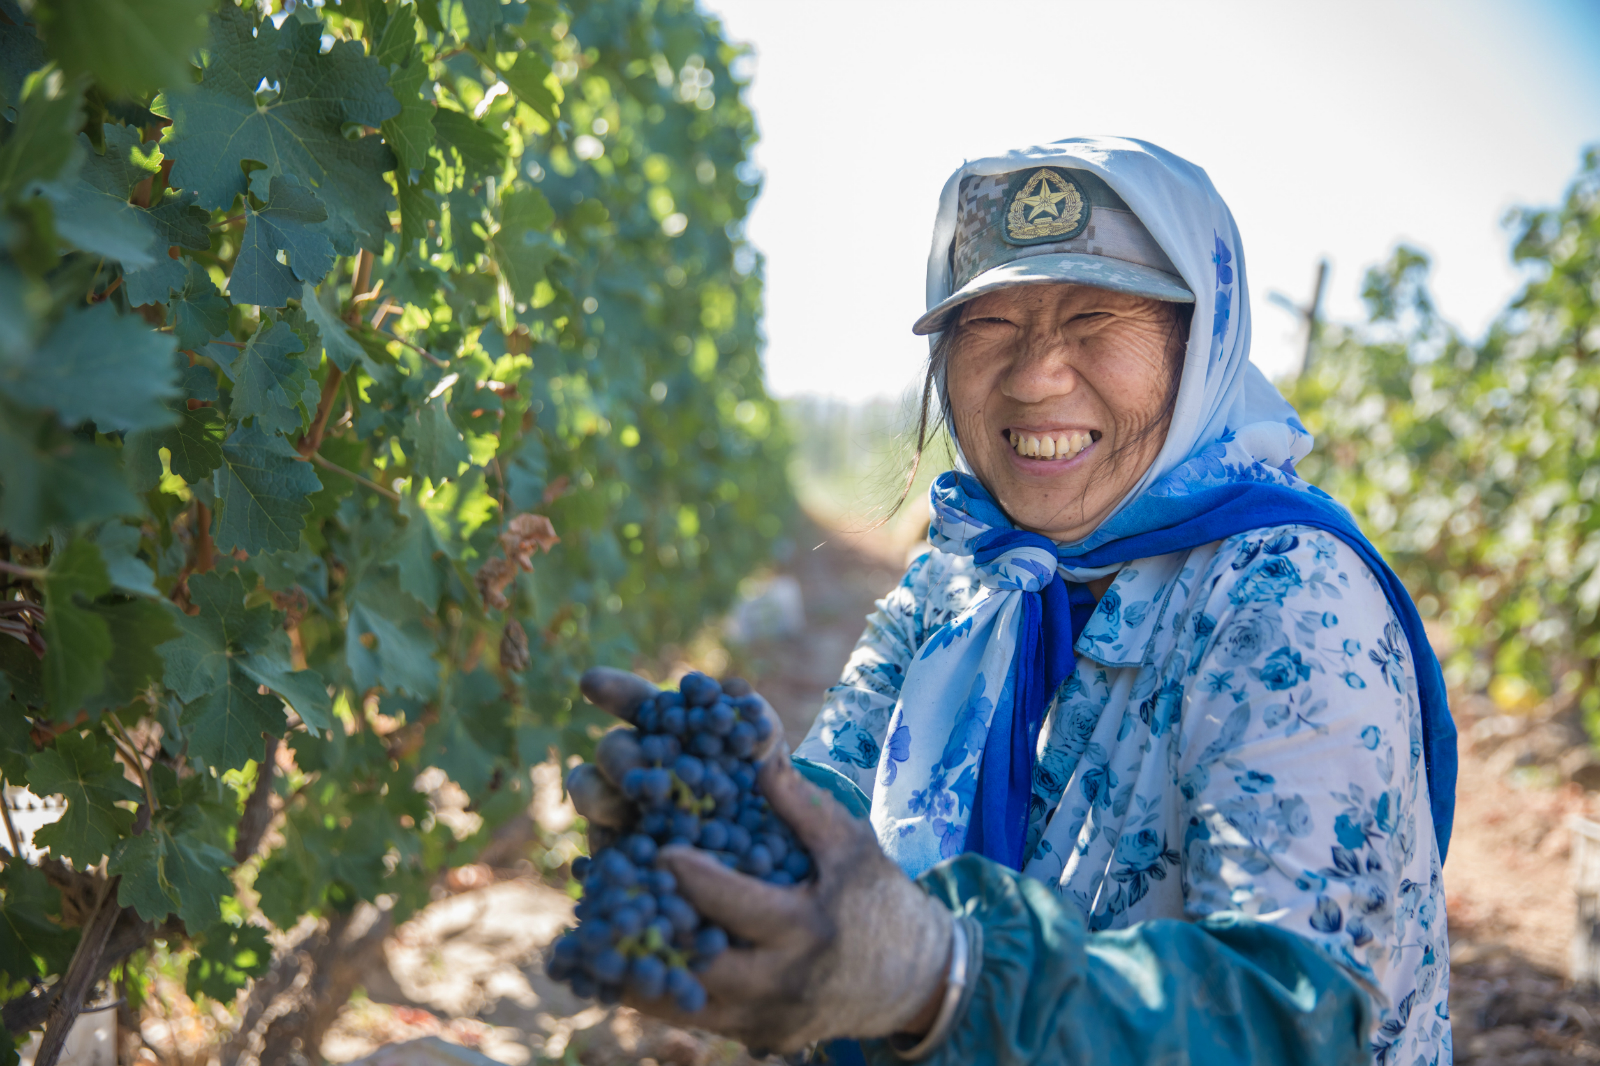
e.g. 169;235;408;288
307;452;401;503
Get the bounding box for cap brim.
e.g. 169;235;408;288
911;254;1195;336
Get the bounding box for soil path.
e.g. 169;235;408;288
321;513;1600;1066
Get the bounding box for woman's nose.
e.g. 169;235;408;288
1001;332;1080;405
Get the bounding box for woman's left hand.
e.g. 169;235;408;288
639;753;956;1053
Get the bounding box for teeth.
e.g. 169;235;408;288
1010;430;1094;461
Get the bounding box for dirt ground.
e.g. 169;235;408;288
311;513;1600;1066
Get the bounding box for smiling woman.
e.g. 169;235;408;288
570;137;1458;1066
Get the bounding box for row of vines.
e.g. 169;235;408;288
0;0;791;1061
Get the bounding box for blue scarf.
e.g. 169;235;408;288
954;474;1456;870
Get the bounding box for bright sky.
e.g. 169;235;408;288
701;0;1600;401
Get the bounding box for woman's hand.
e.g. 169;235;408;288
642;753;954;1053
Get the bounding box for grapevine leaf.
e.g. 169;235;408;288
381;59;434;174
0;412;139;544
0;637;44;711
235;650;333;734
27;730;140;866
497;52;558;122
180;667;286;771
404;398;471;483
186;922;271;1002
40;538;112;719
424;668;510;797
109;825;234;927
396;173;440;250
459;0;526;50
0;74;82;202
0;302;180;433
157;571;276;704
124;255;186;308
431;106;507;183
126;404;225;492
299;280;367;373
85;598;180;713
93;523;159;598
213;424;322;554
34;125;163;268
489;184;555;294
228;177;336;309
168;261;231;351
346;577;438;698
503;434;547;511
162;5;400;253
35;0;209;96
373;3;419;69
146;190;212;249
391;498;447;612
0;1;48;117
0;862;76;982
220;320;316;436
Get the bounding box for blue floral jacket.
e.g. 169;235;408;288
796;525;1451;1066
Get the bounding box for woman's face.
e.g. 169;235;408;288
945;282;1183;543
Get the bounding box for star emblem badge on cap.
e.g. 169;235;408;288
1005;168;1087;243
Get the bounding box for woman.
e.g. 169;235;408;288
573;137;1455;1065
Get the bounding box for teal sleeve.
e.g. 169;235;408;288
793;755;872;820
864;854;1372;1066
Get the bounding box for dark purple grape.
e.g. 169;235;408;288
670;809;701;840
569;972;597;999
730;765;756;792
571;856;592;881
633;892;658;920
596;887;631;916
686;705;708;734
573;899;593;922
640;734;673;765
692;731;723;758
641;767;673;804
752;713;775;743
660;704;687;736
660;894;698;934
612;906;644;939
577;919;613;951
783;849;812;880
657;689;685;710
693;925;728;959
646;915;674;947
623;834;658;866
698;819;729;851
650;869;677;896
545;952;576;980
628;954;667;1000
705;768;736;803
620;766;647;799
640;808;670;837
667;967;707;1012
679;672;721;707
673;754;706;790
725;823;751;856
591;947;627;984
635;700;661;733
665;835;694;848
766;870;796;887
708;701;736;736
737;807;764;833
727;720;756;757
714;795;738;819
760;832;789;865
598;849;638;888
742;844;773;877
598;982;624;1005
730;694;762;719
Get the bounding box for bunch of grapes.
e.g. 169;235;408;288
545;672;814;1012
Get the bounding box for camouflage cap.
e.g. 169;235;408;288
911;165;1193;336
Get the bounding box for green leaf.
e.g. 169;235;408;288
0;862;77;982
86;598;180;712
28;730;140;866
167;261;231;352
228;176;336;309
396;173;440;251
391;498;447;612
221;320;316;436
459;0;525;50
126;404;225;492
424;668;510;797
498;52;558;122
346;577;438;698
235;652;333;734
432;106;507;183
373;3;419;69
299;280;367;373
163;5;400;254
93;523;159;598
179;667;285;771
0;302;180;432
0;412;139;544
380;59;435;174
0;72;83;202
404;398;470;482
34;125;163;267
213;424;323;554
146;190;212;250
40;538;112;718
157;571;275;704
124;254;186;308
109;825;234;927
35;0;209;96
489;187;556;302
0;3;49;118
186;922;271;1002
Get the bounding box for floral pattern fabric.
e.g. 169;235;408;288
796;525;1451;1066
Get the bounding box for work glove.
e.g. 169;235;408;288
567;667;957;1053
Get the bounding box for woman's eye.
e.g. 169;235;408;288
1071;312;1110;322
968;316;1012;327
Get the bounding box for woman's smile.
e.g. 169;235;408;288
1003;427;1101;466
